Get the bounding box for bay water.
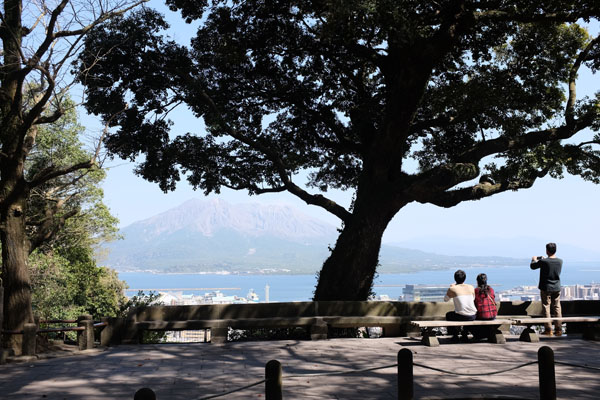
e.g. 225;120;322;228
120;262;600;302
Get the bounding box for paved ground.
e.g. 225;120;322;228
0;334;599;399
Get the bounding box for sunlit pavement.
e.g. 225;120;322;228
0;335;598;399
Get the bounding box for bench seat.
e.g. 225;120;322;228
323;316;408;327
412;319;513;328
512;316;600;342
411;319;513;347
511;316;600;325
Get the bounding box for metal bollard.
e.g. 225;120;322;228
134;387;156;400
22;323;37;356
398;348;414;400
538;346;556;400
265;359;283;400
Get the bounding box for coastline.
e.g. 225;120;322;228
118;262;600;302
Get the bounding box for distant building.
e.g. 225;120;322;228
153;289;260;306
561;284;600;300
403;285;448;302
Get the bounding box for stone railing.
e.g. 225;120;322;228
2;299;598;359
105;299;600;345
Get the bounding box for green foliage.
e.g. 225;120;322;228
119;290;163;316
120;291;166;343
28;251;72;319
29;248;128;321
24;95;126;322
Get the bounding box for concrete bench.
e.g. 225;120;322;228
411;319;514;347
512;316;600;342
134;316;416;344
135;317;326;343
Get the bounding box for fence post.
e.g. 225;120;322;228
22;323;37;356
538;345;556;400
0;285;6;364
398;348;414;400
0;285;3;326
77;314;94;350
0;285;3;341
134;387;156;400
101;317;123;346
265;359;283;400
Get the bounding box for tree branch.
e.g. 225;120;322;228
474;9;598;24
406;162;480;203
456;116;596;164
196;86;351;221
424;170;548;208
566;35;600;125
28;208;79;254
21;66;56;152
28;160;95;189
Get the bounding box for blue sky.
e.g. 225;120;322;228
91;4;599;257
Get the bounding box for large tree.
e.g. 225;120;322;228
0;0;142;352
78;1;600;301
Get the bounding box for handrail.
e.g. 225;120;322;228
37;326;86;334
39;319;78;324
2;321;107;335
1;329;24;335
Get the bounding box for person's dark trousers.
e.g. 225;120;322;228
471;318;495;340
446;311;476;337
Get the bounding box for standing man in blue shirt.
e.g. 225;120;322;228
530;242;563;336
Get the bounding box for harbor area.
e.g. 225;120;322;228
0;335;598;399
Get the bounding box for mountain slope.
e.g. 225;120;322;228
104;198;337;272
102;198;528;273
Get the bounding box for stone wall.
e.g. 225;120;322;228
126;300;600;322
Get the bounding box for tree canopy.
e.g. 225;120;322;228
78;1;600;300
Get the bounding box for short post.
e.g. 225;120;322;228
101;317;123;346
210;327;228;344
310;317;328;340
100;317;111;346
134;387;156;400
538;346;556;400
77;314;94;350
0;285;3;341
22;323;37;356
265;359;283;400
0;285;3;330
398;348;414;400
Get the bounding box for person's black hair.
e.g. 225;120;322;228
546;242;557;256
454;269;466;284
477;273;489;296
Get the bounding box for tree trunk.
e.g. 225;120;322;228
314;190;402;301
1;198;34;354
